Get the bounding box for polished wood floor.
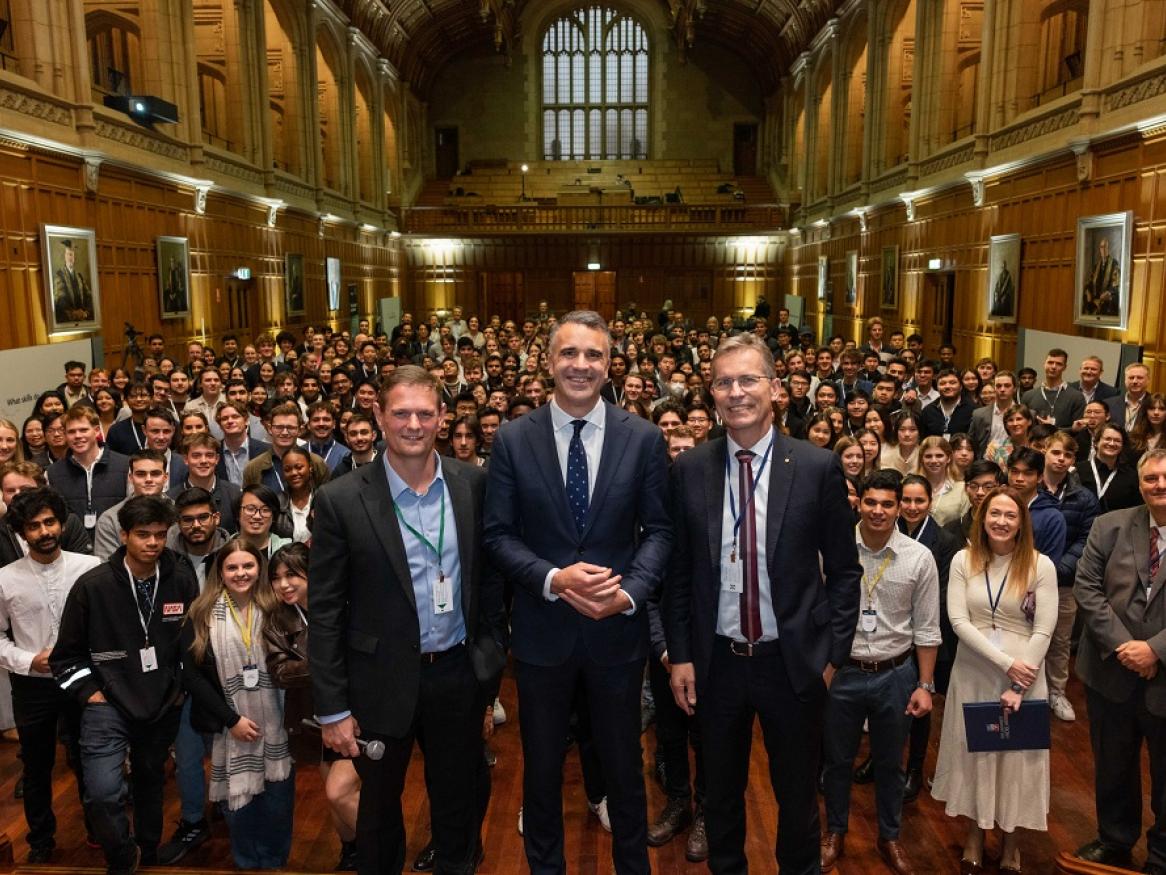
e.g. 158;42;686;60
0;671;1148;874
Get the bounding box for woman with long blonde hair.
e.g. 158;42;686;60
931;486;1057;874
181;539;293;869
916;436;970;527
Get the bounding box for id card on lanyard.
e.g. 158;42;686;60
124;560;160;672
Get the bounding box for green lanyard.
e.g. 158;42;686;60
393;487;446;581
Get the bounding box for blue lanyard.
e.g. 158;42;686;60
984;564;1011;628
726;432;775;543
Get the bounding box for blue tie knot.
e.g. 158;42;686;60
572;419;586;435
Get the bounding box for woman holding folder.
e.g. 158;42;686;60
932;485;1058;874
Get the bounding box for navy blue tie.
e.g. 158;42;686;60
134;575;156;620
567;419;589;532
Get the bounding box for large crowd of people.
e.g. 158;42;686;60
0;302;1161;875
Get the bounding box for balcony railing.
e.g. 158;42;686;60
404;202;786;234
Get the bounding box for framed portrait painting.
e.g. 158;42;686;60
845;250;858;305
817;255;829;301
285;253;305;317
986;233;1020;324
157;236;190;318
880;245;899;310
1074;211;1132;330
42;225;101;335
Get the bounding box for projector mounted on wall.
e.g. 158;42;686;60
102;95;179;130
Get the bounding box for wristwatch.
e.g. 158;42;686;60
916;681;936;693
1010;682;1024;694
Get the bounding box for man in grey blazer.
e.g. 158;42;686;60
1075;447;1166;871
967;370;1017;458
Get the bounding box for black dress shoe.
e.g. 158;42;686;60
412;841;436;872
853;756;874;784
903;768;924;803
27;845;53;864
1076;839;1132;867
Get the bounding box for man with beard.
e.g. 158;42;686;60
0;488;100;864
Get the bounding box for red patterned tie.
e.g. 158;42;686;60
737;450;762;643
1152;526;1161;581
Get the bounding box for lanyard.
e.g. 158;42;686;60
123;560;159;644
270;462;286;492
907;515;930;542
862;552;894;604
226;596;255;655
1041;385;1064;409
984;563;1011;629
1090;458;1118;499
726;434;775;548
393;487;447;579
294;604;308;628
132;422;145;450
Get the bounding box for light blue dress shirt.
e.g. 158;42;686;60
385;453;466;653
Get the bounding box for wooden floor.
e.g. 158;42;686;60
0;671;1148;874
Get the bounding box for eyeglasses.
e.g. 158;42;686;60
240;505;273;518
178;512;214;527
269;425;299;434
710;374;767;393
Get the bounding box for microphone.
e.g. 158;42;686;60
300;718;385;761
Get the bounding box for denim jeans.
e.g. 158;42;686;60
174;697;212;823
79;702;181;869
219;769;296;869
822;659;917;840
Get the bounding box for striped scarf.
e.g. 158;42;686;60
208;594;290;811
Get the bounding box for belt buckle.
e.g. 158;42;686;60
729;640;753;657
859;660;878;673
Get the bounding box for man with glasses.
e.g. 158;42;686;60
156;487;230;865
665;332;861;875
166;434;239;535
241;403;327;496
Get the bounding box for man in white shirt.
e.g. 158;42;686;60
820;470;940;875
0;488;101;863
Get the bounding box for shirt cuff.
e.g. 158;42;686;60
543;568;560;602
317;710;351;724
622;590;637;616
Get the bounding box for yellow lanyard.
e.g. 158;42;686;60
862;553;893;605
226;597;254;656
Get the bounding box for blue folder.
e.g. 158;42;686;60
962;700;1051;752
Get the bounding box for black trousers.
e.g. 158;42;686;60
354;648;482;875
11;674;88;850
516;639;649;875
1086;683;1166;868
648;655;705;805
698;642;825;875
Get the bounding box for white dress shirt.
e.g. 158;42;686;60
716;428;779;642
0;551;101;677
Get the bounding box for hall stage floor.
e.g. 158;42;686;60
0;672;1146;874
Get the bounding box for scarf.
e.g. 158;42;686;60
208;594;290;810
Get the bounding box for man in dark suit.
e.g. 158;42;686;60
1075;448;1166;872
310;366;507;875
920;369;974;440
483;310;672;875
1106;361;1152;431
1069;355;1120;405
664;332;862;875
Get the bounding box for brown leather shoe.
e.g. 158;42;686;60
820;832;844;871
877;838;915;875
646;797;692;847
685;809;708;862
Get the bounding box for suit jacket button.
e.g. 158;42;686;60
577;547;585;555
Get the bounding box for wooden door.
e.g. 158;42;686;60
435;127;459;179
573;271;616;321
919;271;955;360
733;123;758;176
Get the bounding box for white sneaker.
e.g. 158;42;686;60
1049;693;1076;722
517;806;523;835
589;797;612;832
493;697;507;726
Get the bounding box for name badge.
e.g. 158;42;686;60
84;513;97;529
433;573;453;615
988;628;1004;650
861;609;878;633
139;646;157;673
162;602;184;617
723;558;742;594
242;664;259;689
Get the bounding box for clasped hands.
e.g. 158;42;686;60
1116;639;1160;680
1000;659;1040;713
552;563;631;620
